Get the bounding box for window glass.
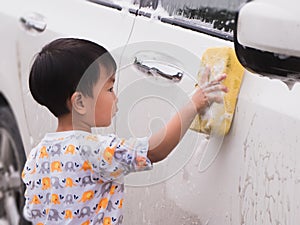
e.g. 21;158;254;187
88;0;140;11
139;0;248;36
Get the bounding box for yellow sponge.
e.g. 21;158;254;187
190;47;245;135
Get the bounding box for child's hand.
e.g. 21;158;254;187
149;67;227;163
191;67;228;114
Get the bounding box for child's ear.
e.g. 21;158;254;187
71;92;87;115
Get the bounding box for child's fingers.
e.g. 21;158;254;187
200;74;226;90
202;73;227;89
213;73;227;83
203;84;228;94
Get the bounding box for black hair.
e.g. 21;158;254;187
29;38;117;117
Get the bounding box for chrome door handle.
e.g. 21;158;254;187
134;57;183;82
20;13;46;32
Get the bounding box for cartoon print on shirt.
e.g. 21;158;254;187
80;145;93;157
95;197;108;213
64;144;77;155
46;208;62;221
39;146;49;158
78;190;94;203
103;146;115;165
92;212;104;225
63;209;73;219
51;193;61;204
113;149;130;165
35;179;43;189
115;215;124;225
109;185;116;195
42;177;51;190
30;195;41;204
51;161;62;172
27;180;36;190
78;206;93;218
30;164;37;175
64;177;77;187
119;199;123;209
64;194;74;204
39;161;50;174
30;209;44;219
100;181;113;196
81;175;94;187
115;199;123;209
114;184;124;193
103;217;112;225
110;168;123;178
80;160;93;173
51;176;64;189
106;200;116;212
81;220;91;225
50;143;62;157
97;182;113;198
22;133;152;224
44;193;51;204
65;161;76;172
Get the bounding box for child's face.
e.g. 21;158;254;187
85;66;118;127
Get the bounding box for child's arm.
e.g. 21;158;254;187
148;73;227;163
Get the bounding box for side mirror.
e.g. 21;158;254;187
234;0;300;77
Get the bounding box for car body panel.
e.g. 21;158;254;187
123;62;300;224
0;0;32;153
117;4;300;225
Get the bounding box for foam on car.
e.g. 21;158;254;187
190;47;245;135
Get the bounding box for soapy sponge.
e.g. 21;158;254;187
190;47;245;135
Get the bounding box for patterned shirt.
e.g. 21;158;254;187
22;130;152;225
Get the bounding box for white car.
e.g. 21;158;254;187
0;0;300;224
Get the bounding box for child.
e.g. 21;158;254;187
22;38;227;225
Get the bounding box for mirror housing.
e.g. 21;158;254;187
234;0;300;77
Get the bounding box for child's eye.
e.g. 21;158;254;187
108;87;114;92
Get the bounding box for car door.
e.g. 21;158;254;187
116;0;300;225
17;0;138;148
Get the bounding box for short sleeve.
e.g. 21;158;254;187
85;134;153;181
21;146;39;185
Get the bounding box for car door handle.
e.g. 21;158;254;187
20;13;47;32
134;57;183;82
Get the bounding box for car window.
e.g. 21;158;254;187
138;0;248;40
89;0;248;40
88;0;141;10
